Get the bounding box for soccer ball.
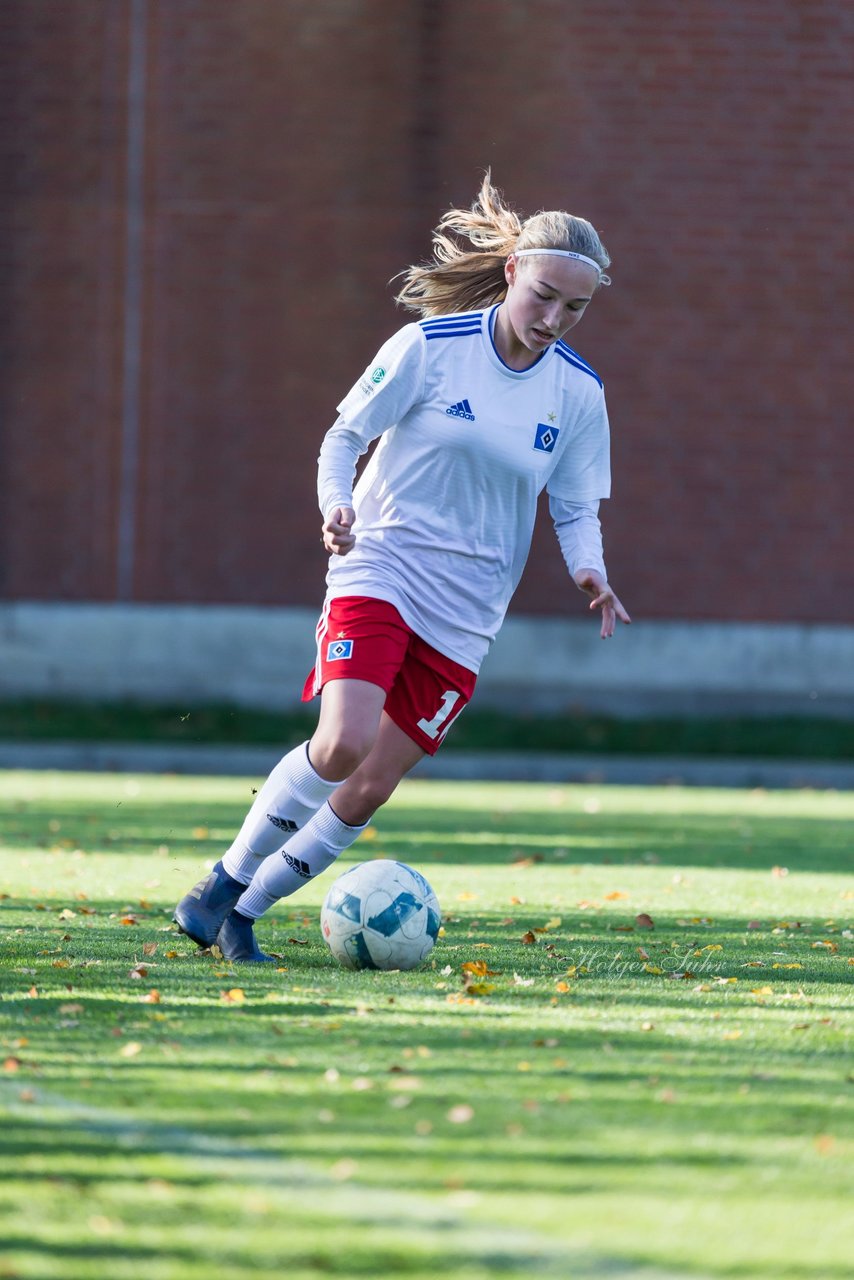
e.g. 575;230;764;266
320;859;441;971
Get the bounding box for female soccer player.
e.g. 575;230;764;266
174;174;630;961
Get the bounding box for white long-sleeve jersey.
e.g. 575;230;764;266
318;304;612;675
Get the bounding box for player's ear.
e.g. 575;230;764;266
504;253;518;289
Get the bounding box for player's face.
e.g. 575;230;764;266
497;254;598;367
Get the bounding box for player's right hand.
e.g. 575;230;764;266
322;506;357;556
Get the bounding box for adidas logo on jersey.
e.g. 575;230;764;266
446;399;475;421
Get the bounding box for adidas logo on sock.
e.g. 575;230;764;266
267;813;298;833
446;398;475;421
284;853;311;878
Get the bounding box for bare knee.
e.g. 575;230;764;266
309;728;375;781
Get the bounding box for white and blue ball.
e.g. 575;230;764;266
320;859;441;971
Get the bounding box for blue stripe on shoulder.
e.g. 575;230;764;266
556;343;603;387
420;311;482;330
423;326;481;341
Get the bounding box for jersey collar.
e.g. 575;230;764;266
483;304;555;379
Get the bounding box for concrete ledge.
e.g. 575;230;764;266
2;602;854;717
0;740;851;791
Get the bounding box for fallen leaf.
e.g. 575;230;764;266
465;982;496;996
446;1104;474;1124
142;942;158;957
119;1041;142;1058
221;988;246;1004
521;931;537;945
635;913;655;929
605;891;629;901
141;990;161;1004
461;961;500;977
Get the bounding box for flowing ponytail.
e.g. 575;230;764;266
394;171;611;318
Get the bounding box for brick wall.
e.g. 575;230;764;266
1;0;851;622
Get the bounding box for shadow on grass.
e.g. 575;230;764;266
2;781;853;874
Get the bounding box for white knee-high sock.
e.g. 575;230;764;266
235;802;368;919
221;743;343;884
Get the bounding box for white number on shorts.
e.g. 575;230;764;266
416;690;462;741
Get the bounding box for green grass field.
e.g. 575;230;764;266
1;769;852;1280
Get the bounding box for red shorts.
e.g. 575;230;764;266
302;596;476;756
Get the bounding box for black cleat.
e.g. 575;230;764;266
173;860;246;948
216;910;277;964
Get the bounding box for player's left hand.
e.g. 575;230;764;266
573;568;631;638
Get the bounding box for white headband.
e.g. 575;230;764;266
514;248;603;273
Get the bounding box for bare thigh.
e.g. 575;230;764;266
309;679;388;781
330;711;425;826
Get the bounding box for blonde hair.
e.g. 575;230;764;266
394;171;611;318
